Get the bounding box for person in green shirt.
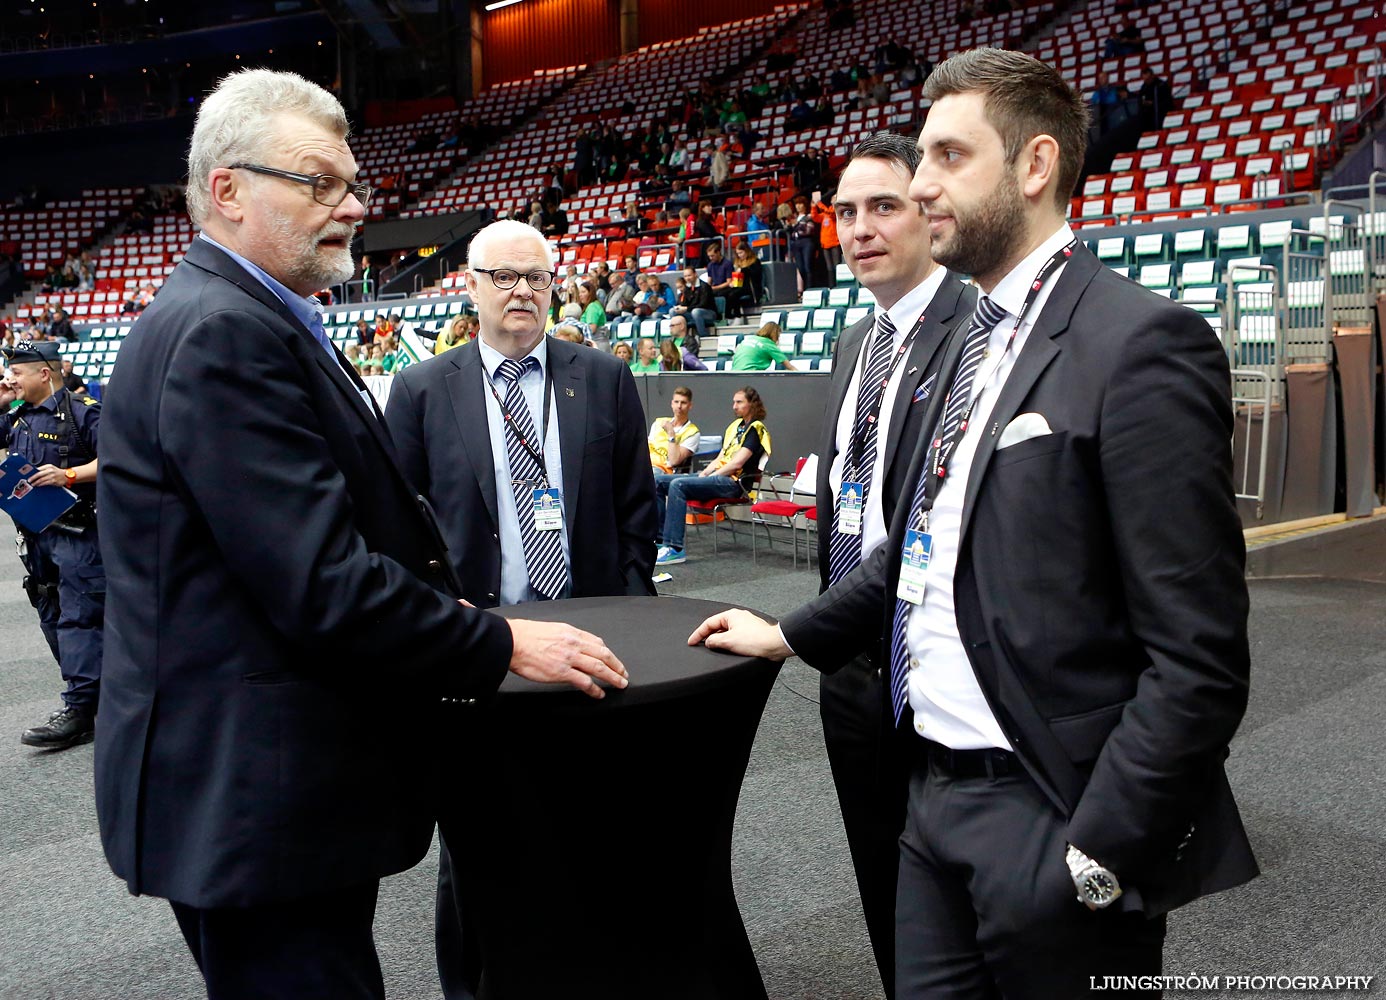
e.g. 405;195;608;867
630;337;661;374
730;321;798;371
577;281;607;331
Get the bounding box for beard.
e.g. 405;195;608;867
264;207;356;294
930;171;1025;282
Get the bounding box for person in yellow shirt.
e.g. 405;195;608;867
648;385;700;474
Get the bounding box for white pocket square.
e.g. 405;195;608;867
997;412;1052;450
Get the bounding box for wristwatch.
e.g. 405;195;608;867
1065;844;1122;908
64;468;77;484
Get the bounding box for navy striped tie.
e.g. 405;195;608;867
495;357;568;600
887;294;1009;725
828;310;897;585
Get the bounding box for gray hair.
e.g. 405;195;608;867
467;219;556;271
186;68;349;225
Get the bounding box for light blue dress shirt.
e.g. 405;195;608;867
476;336;572;605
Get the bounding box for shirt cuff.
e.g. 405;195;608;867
776;624;797;658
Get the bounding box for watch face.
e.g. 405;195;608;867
1083;871;1118;904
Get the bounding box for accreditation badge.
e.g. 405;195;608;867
531;487;563;531
838;481;865;536
896;529;933;605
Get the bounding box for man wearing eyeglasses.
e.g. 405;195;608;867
94;70;630;1000
384;218;657;1000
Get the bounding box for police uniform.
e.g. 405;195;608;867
1;340;104;749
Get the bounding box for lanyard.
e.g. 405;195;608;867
918;240;1075;522
845;308;928;483
487;360;554;486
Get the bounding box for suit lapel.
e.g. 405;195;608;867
883;275;970;477
445;342;500;532
958;249;1101;543
550;340;587;535
185;239;407;477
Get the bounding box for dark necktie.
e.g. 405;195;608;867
887;294;1009;725
495;357;568;600
828;310;897;585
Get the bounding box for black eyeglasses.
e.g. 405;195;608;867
471;267;556;291
228;163;373;208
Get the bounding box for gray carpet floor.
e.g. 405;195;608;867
1;518;1383;999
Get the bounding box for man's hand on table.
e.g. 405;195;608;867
506;619;628;698
688;609;791;661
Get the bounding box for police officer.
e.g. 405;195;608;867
0;339;104;750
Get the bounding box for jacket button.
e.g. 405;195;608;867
487;592;497;601
427;560;442;573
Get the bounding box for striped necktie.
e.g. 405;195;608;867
827;310;896;585
495;357;568;600
887;294;1009;725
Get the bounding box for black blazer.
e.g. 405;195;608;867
783;245;1257;916
815;272;976;589
384;337;656;608
94;238;515;909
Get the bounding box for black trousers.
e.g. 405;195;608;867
170;882;384;1000
820;655;909;999
896;752;1166;999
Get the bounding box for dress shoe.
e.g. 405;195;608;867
21;705;95;750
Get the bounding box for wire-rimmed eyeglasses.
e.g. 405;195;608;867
228;163;373;208
471;267;556;291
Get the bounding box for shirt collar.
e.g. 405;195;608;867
477;333;548;380
984;223;1076;320
198;232;325;334
883;265;949;336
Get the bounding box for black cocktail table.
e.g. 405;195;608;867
446;595;781;1000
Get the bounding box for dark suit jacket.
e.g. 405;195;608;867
384;337;656;608
815;272;977;589
94;238;514;909
783;244;1257;915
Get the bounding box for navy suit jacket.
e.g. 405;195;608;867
94;238;514;908
783;245;1258;915
384;337;656;608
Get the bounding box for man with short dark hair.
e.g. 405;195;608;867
813;129;977;998
692;48;1256;998
670;265;719;340
648;385;700;474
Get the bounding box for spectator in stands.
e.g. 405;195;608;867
648;385;700;474
745;202;773;257
955;0;976;25
630;338;660;374
433;315;467;355
789;98;816;131
592;261;613;299
577;282;606;332
732;321;797;371
633;274;669;319
612;342;634;364
1089;74;1122;135
709;143;731;193
49;308;77;342
654;386;771;565
812;191;842;277
667;179;692;212
704;242;734;306
405;127;439;154
368;343;388;372
666;314;708;371
669;138;690;170
659;339;686;372
60;358;88;396
574;125;597;185
1138;67;1173;130
674;208;695;264
622;255;641;289
354;318;373;346
670;266;719;340
727;242;764;317
540;197;569;237
788;195;820;293
560;264;581;302
391;312;413;340
1104;15;1147;59
374;314;394;343
344;343;364;369
693;199;720;250
605;277;637;322
77;252;96;291
527;201;544;230
550;322;588;344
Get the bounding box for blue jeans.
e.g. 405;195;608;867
654;473;744;550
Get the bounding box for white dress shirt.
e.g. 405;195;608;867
476;336;572;606
904;223;1076;750
828;266;950;561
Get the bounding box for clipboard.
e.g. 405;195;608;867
0;453;79;533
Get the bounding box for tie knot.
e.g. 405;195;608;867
875;310;897;338
973;295;1008;331
496;357;536;384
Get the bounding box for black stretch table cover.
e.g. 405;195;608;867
453;596;780;1000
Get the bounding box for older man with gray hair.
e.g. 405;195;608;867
94;69;628;999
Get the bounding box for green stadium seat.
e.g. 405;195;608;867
1096;237;1127;264
785;310;811;332
827;287;853;308
835;263;854;285
1139;262;1173;287
759;310;785;329
1180;259;1220;286
800;331;829;355
1214;224;1252;255
810;308;842;333
855;287;877;307
800;289;825;308
1133;232;1167;261
1173;228;1210;258
843;305;872;328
